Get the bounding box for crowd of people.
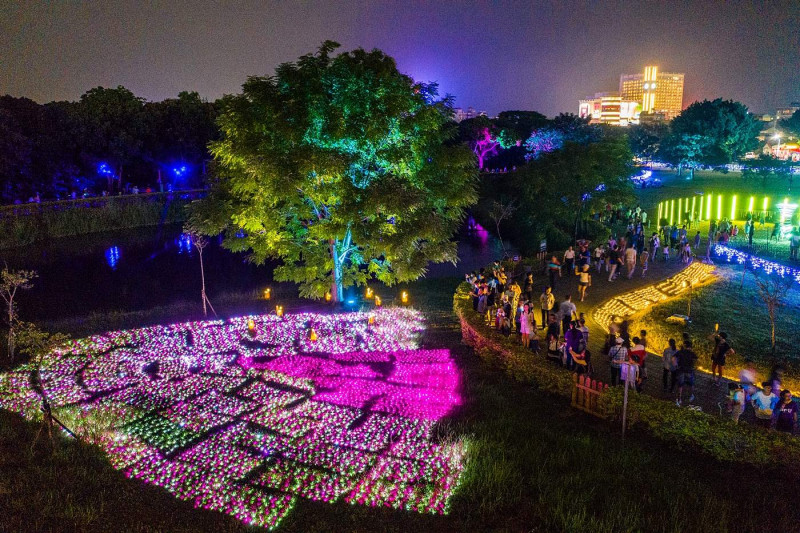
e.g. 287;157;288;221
463;217;799;435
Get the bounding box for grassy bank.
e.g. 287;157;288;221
629;263;800;392
3;277;800;531
0;193;196;249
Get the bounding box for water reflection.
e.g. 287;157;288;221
5;221;510;322
105;246;121;270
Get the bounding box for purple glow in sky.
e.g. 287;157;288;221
1;1;799;115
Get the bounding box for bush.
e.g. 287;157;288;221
0;195;193;249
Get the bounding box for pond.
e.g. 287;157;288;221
1;218;509;323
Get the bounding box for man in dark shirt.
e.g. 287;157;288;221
710;332;732;385
675;339;698;405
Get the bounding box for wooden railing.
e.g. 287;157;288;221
571;374;609;418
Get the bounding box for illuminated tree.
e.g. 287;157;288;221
190;42;477;302
524;128;564;160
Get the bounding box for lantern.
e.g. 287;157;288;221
401;291;409;304
308;328;318;342
247;319;256;335
325;291;332;302
374;296;382;307
276;305;284;318
365;287;374;299
263;288;271;300
368;315;375;325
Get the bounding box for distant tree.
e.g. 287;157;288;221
0;108;32;201
779;109;800;138
494;110;549;141
76;86;148;189
627;122;668;163
0;268;37;361
510;137;634;247
524;128;565;160
458;116;500;170
667;99;760;166
754;273;793;356
549;113;603;145
190;42;477;302
145;91;217;187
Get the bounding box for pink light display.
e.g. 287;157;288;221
0;308;466;529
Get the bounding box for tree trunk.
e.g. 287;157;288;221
7;300;14;360
198;247;207;317
330;240;343;303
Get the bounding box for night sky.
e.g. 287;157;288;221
2;1;798;116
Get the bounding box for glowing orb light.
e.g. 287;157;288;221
0;309;465;529
276;305;284;318
777;199;798;238
263;288;271;300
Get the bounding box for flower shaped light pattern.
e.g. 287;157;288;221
0;308;466;529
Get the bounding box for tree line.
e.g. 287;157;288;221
0;88;217;203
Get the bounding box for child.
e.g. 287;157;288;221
727;383;746;423
640;247;649;277
662;243;670;261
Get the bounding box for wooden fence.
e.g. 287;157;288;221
571;374;608;418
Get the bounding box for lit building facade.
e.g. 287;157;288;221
578;92;640;126
452;107;487;122
619;66;684;120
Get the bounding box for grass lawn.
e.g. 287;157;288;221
629;264;800;391
2;277;800;532
636;169;796;213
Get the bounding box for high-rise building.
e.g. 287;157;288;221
619;66;684;120
578;93;640;126
452;107;487;122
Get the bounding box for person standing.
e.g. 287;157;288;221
564;246;576;275
608;246;620;282
594;245;604;273
539;287;554;330
640;247;649;278
674;339;698;405
576;264;591;302
520;304;531;349
662;338;678;392
694;231;701;250
709;331;733;385
771;390;798;435
547;256;561;292
727;383;746;423
608;336;628;386
625;245;637;279
751;382;779;428
557;295;577;336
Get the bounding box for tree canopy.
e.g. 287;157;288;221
663;99;760;167
189;42;477;301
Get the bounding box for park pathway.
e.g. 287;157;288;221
522;255;742;418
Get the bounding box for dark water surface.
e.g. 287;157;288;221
2;220;508;322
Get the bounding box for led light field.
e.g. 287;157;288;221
0;308;466;529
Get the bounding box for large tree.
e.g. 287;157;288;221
509;137;634;248
190;42;477;301
665;99;760;167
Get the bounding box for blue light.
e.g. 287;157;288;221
98;163;113;176
105;246;121;269
177;233;193;254
172;165;189;178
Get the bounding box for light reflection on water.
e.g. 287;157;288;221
6;222;509;321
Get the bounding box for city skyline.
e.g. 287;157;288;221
1;1;799;116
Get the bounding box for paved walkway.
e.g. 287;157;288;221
516;256;751;420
